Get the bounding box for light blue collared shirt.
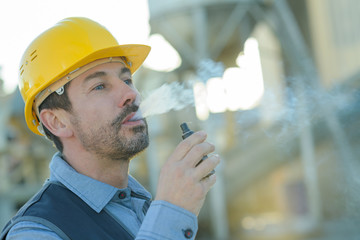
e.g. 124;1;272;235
5;153;198;240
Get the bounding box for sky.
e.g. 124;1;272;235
0;0;151;94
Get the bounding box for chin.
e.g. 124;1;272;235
127;124;149;156
125;134;149;161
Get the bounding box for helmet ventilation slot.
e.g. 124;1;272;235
30;50;37;61
19;65;24;76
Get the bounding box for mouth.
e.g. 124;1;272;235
122;110;144;125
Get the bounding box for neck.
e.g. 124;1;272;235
62;143;130;189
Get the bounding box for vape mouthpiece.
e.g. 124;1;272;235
181;123;194;139
180;123;190;133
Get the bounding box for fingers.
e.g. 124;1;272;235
183;141;215;167
194;154;220;181
201;172;217;189
169;130;217;178
168;131;208;163
155;132;221;216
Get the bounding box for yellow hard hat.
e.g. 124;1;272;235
19;17;151;136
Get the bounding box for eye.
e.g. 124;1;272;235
93;84;105;91
124;79;132;85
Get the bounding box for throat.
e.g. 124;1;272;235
88;159;130;189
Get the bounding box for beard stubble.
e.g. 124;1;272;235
71;104;149;161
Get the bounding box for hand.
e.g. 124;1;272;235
154;131;221;216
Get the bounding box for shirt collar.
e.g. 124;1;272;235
49;152;151;213
128;174;152;200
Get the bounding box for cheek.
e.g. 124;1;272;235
68;85;117;129
71;104;110;129
74;96;114;116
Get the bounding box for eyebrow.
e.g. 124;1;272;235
84;71;106;83
83;67;132;84
121;67;131;76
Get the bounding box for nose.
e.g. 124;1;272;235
117;83;140;108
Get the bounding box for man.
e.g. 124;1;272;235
0;17;220;240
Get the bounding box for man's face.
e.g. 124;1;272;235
66;61;149;161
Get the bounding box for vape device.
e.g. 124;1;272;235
180;123;215;177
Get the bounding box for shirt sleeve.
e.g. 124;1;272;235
6;221;62;240
136;200;198;240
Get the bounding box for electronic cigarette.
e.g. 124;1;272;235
180;122;215;177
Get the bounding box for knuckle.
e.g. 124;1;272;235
193;144;204;155
213;154;221;164
195;130;207;139
209;143;215;152
181;139;193;150
210;174;217;184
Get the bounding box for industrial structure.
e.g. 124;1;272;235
1;0;360;239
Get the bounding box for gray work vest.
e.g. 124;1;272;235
0;182;149;239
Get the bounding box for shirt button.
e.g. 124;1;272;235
118;192;127;199
183;229;193;239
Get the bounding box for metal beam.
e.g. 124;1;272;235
250;0;322;225
157;19;197;67
149;0;257;19
211;2;251;59
272;0;358;202
193;5;209;61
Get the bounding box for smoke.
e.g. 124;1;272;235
248;81;357;143
138;75;360;219
139;81;195;118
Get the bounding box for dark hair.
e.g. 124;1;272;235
38;82;72;153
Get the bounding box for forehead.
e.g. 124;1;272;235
74;61;131;85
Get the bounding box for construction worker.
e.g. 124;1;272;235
0;17;220;239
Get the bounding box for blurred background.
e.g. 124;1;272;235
1;0;360;239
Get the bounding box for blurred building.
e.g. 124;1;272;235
1;0;360;239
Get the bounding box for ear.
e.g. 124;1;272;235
39;109;73;138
